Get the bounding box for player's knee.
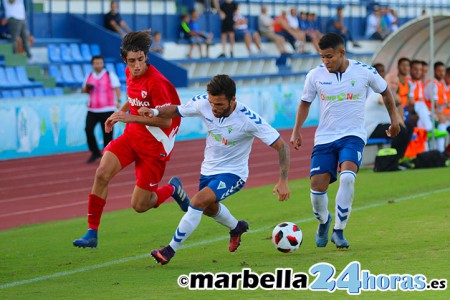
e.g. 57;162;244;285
340;172;356;186
132;203;147;213
94;165;114;183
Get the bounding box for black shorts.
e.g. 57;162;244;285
221;20;234;33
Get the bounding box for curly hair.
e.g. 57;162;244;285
206;74;236;101
120;30;152;60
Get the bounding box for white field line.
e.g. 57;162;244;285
1;187;448;289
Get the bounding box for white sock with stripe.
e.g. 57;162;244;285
311;189;329;224
169;206;203;251
211;203;238;230
335;171;356;230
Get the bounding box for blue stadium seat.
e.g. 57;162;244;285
33;88;45;97
22;88;34;97
11;89;23;98
44;87;54;96
53;87;64;95
48;65;63;86
5;67;21;87
90;44;101;56
105;63;116;74
82;63;93;76
15;66;43;88
115;62;126;82
80;43;92;62
0;67;9;89
1;90;13;98
70;43;85;63
60;64;78;86
71;64;85;84
48;44;62;63
60;44;74;63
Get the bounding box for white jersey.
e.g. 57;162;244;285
177;94;280;180
301;59;388;145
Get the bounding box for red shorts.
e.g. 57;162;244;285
105;133;166;191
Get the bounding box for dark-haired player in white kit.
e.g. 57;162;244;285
290;33;400;249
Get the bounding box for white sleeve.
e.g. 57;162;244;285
177;94;206;117
301;70;317;103
368;69;388;94
108;72;121;88
245;108;280;146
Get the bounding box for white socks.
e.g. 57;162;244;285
311;189;329;224
335;171;356;230
169;206;203;251
211;203;238;230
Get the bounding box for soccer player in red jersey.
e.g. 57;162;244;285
73;30;187;248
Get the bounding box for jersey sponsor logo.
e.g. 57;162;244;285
320;93;361;101
217;181;227;190
208;131;237;146
141;91;148;98
128;97;150;107
240;107;262;124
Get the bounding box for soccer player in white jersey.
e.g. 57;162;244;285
138;74;291;265
290;33;400;249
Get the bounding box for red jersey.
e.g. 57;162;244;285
125;64;181;160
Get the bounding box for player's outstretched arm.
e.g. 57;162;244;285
271;138;291;201
381;88;401;138
138;105;181;119
290;101;311;150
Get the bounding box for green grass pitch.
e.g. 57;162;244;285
1;167;449;299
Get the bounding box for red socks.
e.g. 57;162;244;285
154;184;175;208
87;194;106;231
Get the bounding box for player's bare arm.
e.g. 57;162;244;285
271;138;291;201
108;110;171;128
381;88;401;138
290;101;311;150
138;105;181;119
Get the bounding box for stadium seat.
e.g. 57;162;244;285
53;87;64;95
70;43;85;63
43;87;54;96
90;44;101;56
48;65;63;86
4;67;21;87
48;44;62;63
105;63;116;74
15;66;43;88
1;90;13;98
33;88;45;97
80;43;92;62
82;63;93;76
72;64;85;84
11;89;23;98
60;44;74;63
0;67;9;89
60;64;78;86
115;62;126;82
22;88;34;97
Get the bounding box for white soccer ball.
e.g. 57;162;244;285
272;222;303;253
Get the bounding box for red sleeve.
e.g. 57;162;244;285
149;79;173;108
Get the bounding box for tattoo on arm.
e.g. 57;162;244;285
278;141;290;180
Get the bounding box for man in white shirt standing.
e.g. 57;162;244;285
290;33;400;249
139;74;291;265
1;0;31;58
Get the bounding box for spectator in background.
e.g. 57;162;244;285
149;31;164;56
257;5;288;55
274;10;307;53
288;8;320;53
326;6;361;49
372;63;386;78
180;10;213;58
233;4;264;56
385;7;399;32
420;60;428;82
1;0;32;58
365;6;385;41
104;1;131;37
365;72;413;166
82;55;121;164
214;0;237;58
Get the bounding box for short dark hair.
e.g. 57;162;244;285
397;57;411;66
420;60;428;67
121;30;152;59
410;59;422;67
318;33;344;51
446;67;450;75
91;55;104;64
372;62;384;69
434;61;445;70
207;74;236;101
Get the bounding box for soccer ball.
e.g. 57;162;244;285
272;222;303;253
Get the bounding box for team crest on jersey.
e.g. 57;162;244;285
227;126;233;133
141;90;147;98
217;181;227;190
351;79;356;87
